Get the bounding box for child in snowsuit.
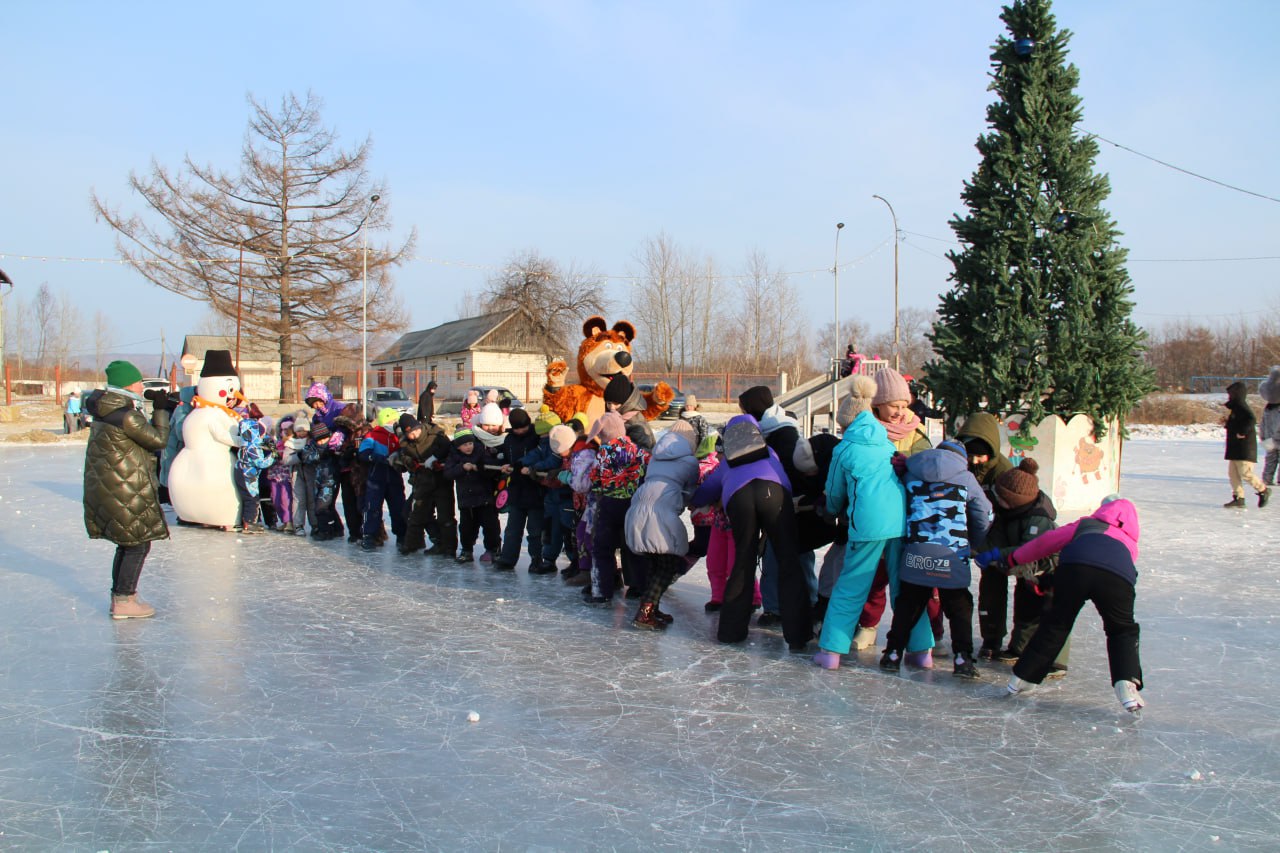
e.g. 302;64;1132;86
267;415;295;530
398;413;457;556
566;418;599;587
284;414;317;535
304;382;348;540
1005;496;1146;714
334;404;369;543
458;389;482;429
233;414;274;533
975;458;1068;675
878;440;991;678
1261;366;1280;485
444;428;502;562
495;407;546;572
587;412;649;603
358;408;406;550
624;421;700;629
1223;380;1270;508
528;424;575;572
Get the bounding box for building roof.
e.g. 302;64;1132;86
182;335;280;365
373;310;539;365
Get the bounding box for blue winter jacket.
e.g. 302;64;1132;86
825;409;906;543
898;446;992;589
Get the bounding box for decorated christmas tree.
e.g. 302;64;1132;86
926;0;1154;435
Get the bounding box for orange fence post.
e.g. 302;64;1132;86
55;364;62;406
4;365;10;405
723;374;730;403
525;373;531;403
414;370;420;399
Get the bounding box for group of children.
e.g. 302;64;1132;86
170;368;1148;716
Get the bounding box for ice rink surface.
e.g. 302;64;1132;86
1;437;1277;851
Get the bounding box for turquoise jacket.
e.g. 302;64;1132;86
826;409;906;543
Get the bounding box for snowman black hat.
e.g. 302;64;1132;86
200;349;237;378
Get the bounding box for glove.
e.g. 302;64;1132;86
974;548;1002;569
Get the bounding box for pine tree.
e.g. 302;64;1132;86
926;0;1154;436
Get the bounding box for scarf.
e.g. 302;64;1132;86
882;410;924;443
472;426;506;449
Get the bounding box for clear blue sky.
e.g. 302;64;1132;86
3;1;1277;365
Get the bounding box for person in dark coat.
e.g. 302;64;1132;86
417;380;438;422
443;428;503;562
1223;380;1269;508
83;360;173;620
494;408;545;571
398;413;457;555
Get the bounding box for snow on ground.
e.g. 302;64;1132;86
0;437;1277;851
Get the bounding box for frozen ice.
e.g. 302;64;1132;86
1;437;1278;850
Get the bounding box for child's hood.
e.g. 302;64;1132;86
904;446;967;483
842;409;888;446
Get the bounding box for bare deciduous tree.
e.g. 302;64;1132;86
479;250;608;356
50;291;83;370
91;310;115;372
33;283;55;364
92;91;415;400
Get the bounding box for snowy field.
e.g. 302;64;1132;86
0;434;1277;851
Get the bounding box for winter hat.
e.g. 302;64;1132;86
507;407;532;429
548;424;576;456
476;402;505;427
683;393;698;412
938;439;967;459
872;368;911;406
604;374;634;406
590;411;626;444
484;388;499;404
995;458;1040;508
464;389;479;406
104;360;143;388
666;419;696;453
534;408;561;436
304;381;329;408
293;417;311;434
398;413;421;434
376;408;399;429
569;413;589;435
1260;366;1280;405
452;428;475;447
737;385;774;419
837;375;878;429
200;349;237;378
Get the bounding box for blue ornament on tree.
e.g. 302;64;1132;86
1014;38;1035;57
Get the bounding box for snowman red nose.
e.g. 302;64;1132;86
218;390;227;398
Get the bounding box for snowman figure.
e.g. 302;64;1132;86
168;350;244;528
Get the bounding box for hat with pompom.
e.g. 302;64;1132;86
548;424;576;456
995;458;1041;508
837;375;878;429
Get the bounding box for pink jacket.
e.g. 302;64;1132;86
1012;498;1140;566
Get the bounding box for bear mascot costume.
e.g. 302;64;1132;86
541;316;673;426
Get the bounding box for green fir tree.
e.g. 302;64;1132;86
926;0;1154;436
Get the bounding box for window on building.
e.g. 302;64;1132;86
455;361;465;381
430;364;438;383
392;366;403;388
377;369;386;387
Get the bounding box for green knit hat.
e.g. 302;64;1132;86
105;360;143;389
534;409;562;436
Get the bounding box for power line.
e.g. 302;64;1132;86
1088;132;1280;204
901;231;1279;263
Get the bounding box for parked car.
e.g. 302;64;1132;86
469;386;526;410
636;383;686;419
365;386;415;421
140;378;171;394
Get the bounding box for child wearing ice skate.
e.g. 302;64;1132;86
974;458;1067;677
879;440;991;677
1004;496;1146;714
624;420;700;629
587;412;649;604
444;428;502;563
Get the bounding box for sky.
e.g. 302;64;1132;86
2;0;1278;368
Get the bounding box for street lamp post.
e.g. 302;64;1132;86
361;194;381;411
833;222;844;379
872;195;900;371
0;268;12;404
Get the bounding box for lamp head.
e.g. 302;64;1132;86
370;194;381;204
836;222;844;230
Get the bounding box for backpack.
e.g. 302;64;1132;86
721;418;770;468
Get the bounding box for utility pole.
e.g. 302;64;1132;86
0;268;12;402
159;328;166;378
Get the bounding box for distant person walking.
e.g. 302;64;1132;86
82;360;173;619
64;391;82;434
1259;366;1280;487
1223;381;1270;509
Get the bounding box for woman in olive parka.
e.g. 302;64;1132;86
83;361;173;619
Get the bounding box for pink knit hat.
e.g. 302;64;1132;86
872;368;911;406
588;412;626;444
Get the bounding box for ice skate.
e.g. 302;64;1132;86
1006;674;1035;696
879;649;901;672
1115;679;1145;714
952;654;979;679
852;625;878;650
